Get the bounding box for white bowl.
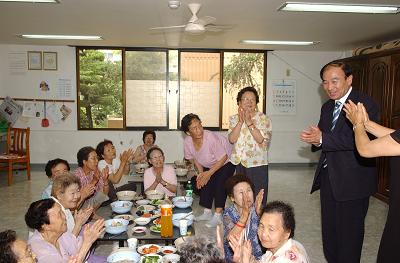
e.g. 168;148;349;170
114;214;134;222
107;248;140;263
117;190;137;201
111;201;133;214
172;213;194;228
174;160;186;167
172;196;193;209
162;253;180;263
160;246;177;255
134;217;151;226
145;190;165;200
136;199;150;205
132;226;147;234
175;168;188;177
137;244;161;255
105;219;129;235
137;205;156;212
134;163;149;174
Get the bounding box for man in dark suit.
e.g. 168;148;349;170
300;61;379;263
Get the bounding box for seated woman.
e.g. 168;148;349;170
73;146;109;211
132;130;158;164
96;139;136;201
143;147;177;197
25;199;105;263
41;158;70;199
181;113;235;227
223;174;264;262
0;229;37;263
230;201;309;263
51;173;93;237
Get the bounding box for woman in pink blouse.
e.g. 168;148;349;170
143;147;177;197
25;198;105;263
181;113;236;228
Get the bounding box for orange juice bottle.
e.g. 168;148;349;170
160;204;173;238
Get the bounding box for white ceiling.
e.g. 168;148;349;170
0;0;399;51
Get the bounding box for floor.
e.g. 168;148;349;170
0;165;388;263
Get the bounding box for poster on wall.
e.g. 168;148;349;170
271;80;296;115
0;96;23;125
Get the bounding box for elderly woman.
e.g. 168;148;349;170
343;100;400;263
51;173;93;237
132;130;158;164
230;201;309;263
73;146;109;211
42;158;70;199
223;174;264;262
25;199;105;263
96;139;136;201
181;113;236;227
228;87;272;205
178;236;225;263
143;147;177;197
0;230;37;263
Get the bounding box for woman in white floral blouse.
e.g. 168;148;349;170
229;201;309;263
228;86;272;205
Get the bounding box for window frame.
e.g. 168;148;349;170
76;47;268;131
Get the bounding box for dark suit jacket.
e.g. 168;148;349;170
310;89;379;201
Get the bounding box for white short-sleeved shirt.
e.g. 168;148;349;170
98;158;128;188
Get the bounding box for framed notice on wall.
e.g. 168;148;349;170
270;79;296;115
43;52;57;70
27;51;42;70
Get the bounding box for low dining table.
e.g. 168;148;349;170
97;203;195;247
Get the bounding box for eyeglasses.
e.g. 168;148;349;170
150;155;163;160
241;97;256;103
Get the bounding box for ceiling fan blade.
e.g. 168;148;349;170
196;16;216;26
205;24;234;32
150;25;186;30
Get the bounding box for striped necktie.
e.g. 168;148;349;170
331;101;342;131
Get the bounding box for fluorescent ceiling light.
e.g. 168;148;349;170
278;2;400;14
0;0;58;3
241;40;318;46
20;34;103;40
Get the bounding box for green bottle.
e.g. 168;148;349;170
186;180;193;197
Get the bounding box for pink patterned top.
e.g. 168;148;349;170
73;167;104;194
259;239;309;263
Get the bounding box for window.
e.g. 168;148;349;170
125;50;168;128
78;48;123;129
77;48;266;130
222;52;265;129
179;51;220;128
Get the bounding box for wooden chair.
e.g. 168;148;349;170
0;127;31;186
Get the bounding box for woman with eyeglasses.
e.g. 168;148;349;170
228;87;272;206
143;147;177;197
0;230;37;263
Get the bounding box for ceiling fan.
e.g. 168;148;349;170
150;3;231;35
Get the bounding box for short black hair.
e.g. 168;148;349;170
96;139;113;160
320;61;352;80
225;174;255;198
44;158;70;178
180;113;201;133
143;130;156;143
236;86;259;105
77;146;96;167
262;201;296;238
146;147;164;167
0;230;18;263
25;198;55;231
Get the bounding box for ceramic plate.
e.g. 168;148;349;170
149;225;161;233
137;244;161;255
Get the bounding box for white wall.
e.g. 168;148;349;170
0;44;349;164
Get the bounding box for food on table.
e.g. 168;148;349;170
142;213;152;218
150;225;161;232
141;255;160;263
111;221;123;227
142;245;159;254
163;249;173;254
153;218;161;225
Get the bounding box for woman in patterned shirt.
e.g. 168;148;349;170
228;87;272;205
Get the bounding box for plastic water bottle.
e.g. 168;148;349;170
186;180;193;197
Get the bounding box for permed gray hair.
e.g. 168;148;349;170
177;236;223;263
